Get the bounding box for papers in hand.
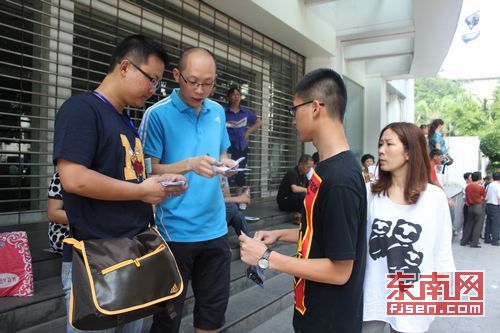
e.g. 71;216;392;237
160;180;186;187
213;156;249;173
234;157;246;165
213;166;250;172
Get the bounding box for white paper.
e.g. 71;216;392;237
160;180;186;187
213;166;250;173
214;156;248;172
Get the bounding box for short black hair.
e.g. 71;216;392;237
312;152;319;165
177;47;216;71
463;172;472;181
361;154;375;164
429;148;443;158
298;154;313;165
493;172;500;181
471;171;482;182
227;85;241;98
108;34;169;73
294;68;347;122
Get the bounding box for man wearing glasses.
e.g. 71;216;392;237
53;34;186;332
139;47;236;333
239;68;367;333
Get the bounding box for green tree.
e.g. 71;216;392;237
480;129;500;173
414;77;491;136
486;83;500;124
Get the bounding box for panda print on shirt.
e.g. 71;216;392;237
369;218;423;282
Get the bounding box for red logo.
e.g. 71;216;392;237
386;271;484;316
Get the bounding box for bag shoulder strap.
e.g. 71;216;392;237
63;238;83;250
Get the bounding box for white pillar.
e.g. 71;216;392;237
364;77;387;157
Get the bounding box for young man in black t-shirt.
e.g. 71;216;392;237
53;35;186;332
239;68;367;333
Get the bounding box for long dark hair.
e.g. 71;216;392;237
428;118;444;139
371;122;432;204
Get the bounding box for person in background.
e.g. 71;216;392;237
429;149;444;186
461;171;486;248
429;148;456;225
312;151;320;166
47;171;69;254
420;123;428;137
361;154;375;183
306;151;320;180
220;175;250;236
225;86;262;200
455;172;473;237
428;118;452;168
484;172;500;246
276;154;313;225
363;122;455;333
483;175;492;191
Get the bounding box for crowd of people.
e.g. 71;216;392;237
46;34;498;333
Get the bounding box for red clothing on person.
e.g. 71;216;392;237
430;163;440;186
465;183;486;206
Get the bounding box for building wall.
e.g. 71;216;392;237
445;136;481;186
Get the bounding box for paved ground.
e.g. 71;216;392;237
250;235;500;333
429;235;500;333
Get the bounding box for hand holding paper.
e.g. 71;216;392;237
214;156;250;173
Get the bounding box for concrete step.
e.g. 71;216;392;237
180;240;297;318
247;306;294;333
0;201;295;333
1;240;297;333
17;316;67;333
179;273;294;333
0;277;65;333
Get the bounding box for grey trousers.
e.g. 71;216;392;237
362;320;420;333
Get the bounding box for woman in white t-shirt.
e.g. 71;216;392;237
363;122;455;333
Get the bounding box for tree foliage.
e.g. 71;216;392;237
480;129;500;172
415;78;500;171
414;77;492;136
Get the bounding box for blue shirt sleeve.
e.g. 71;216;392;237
438;133;448;154
246;108;257;126
139;108;165;159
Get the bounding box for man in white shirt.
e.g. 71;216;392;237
485;172;500;245
455;172;473;237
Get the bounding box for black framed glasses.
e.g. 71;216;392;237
178;72;216;90
288;100;325;117
129;61;160;90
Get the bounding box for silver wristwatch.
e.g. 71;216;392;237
257;248;273;270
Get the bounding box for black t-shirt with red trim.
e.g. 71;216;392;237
293;150;367;333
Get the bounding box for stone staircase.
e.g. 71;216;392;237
0;201;297;333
